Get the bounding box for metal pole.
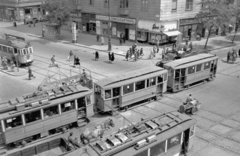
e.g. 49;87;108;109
108;0;112;51
41;0;44;36
15;55;19;72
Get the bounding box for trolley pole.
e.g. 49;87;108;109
108;0;112;51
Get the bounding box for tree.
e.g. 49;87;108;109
228;4;240;44
196;0;231;49
42;0;74;36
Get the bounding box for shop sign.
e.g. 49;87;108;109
138;20;177;33
96;15;135;24
180;18;198;25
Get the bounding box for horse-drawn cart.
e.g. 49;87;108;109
179;100;201;115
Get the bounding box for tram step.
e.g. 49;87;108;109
0;146;6;156
77;119;88;127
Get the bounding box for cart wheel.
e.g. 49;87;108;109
191;107;197;115
179;105;185;114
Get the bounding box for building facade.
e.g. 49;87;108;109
0;0;43;21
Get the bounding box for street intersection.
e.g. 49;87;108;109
1;22;240;156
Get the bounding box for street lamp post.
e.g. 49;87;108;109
108;0;112;51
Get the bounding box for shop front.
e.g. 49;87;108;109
179;18;201;41
82;13;96;34
137;20;181;44
71;13;82;31
95;15;136;41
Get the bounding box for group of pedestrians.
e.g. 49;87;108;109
227;48;240;63
125;44;144;61
0;56;9;70
108;51;115;63
67;51;81;67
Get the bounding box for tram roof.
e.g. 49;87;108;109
0;38;29;49
164;53;218;69
0;84;91;119
95;66;167;88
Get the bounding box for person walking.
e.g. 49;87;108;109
94;51;99;61
119;36;122;45
68;50;73;61
42;29;45;37
51;55;56;67
227;51;230;62
111;52;115;62
28;67;36;80
108;52;112;63
126;49;130;61
156;40;160;53
140;48;144;57
74;56;80;67
238;49;240;58
101;36;105;45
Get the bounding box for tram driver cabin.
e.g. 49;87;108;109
162;54;218;92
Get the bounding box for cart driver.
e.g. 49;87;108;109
186;94;194;103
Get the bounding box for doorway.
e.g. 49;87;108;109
125;28;129;40
188;28;192;40
182;129;190;155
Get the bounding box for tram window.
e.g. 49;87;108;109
77;97;86;108
0;45;2;51
105;90;112;99
135;80;145;91
14;48;17;54
190;125;195;138
8;47;13;54
95;85;101;95
113;87;120;97
23;49;26;55
43;105;59;118
29;47;33;53
196;64;202;72
61;101;75;113
188;66;195;74
17;49;21;54
25;110;41;124
86;96;91;105
167;133;181;150
204;62;210;69
164;73;167;81
123;84;134;95
158;75;163;83
2;46;8;52
4;115;22;129
150;141;166;156
147;77;156;87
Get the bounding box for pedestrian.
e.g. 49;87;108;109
51;55;57;67
163;45;166;55
239;49;240;57
68;50;73;61
119;37;122;45
42;29;45;37
28;67;36;80
108;52;112;63
111;52;115;62
97;35;100;42
33;20;36;27
186;94;194;103
156;40;160;53
126;49;130;61
227;51;230;62
74;56;80;67
140;48;144;56
189;42;193;51
94;51;99;61
134;51;138;61
101;36;105;45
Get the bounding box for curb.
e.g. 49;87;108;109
221;57;240;64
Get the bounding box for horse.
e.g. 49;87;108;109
80;127;105;144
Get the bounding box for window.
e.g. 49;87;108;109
164;73;168;81
74;0;80;5
188;66;195;74
89;0;94;5
172;0;177;11
167;133;181;150
4;116;22;129
123;83;134;95
0;45;2;51
105;89;112;99
119;0;128;9
113;87;120;97
43;105;59;118
14;48;17;54
150;141;166;155
104;0;109;8
135;80;145;91
141;0;148;11
158;75;163;83
86;96;91;105
186;0;193;10
147;77;156;87
29;47;33;53
18;49;22;55
23;49;27;55
2;46;7;52
25;110;41;124
196;64;202;72
61;101;75;113
204;62;210;69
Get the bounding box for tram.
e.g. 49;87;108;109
0;34;34;66
162;53;218;92
94;66;168;113
8;111;196;156
0;84;93;147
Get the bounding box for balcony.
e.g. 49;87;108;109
118;8;129;16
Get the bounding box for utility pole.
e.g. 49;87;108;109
108;0;112;51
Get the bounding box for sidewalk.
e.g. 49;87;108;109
3;21;240;58
0;66;27;76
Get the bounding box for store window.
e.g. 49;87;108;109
172;0;177;11
105;89;112;99
137;31;147;41
119;0;128;9
25;110;41;124
43;105;59;118
123;83;134;95
61;101;75;113
135;80;145;91
141;0;148;11
186;0;193;10
4;116;22;129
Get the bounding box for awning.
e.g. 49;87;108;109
163;31;182;36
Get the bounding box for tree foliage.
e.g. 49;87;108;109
228;3;240;43
42;0;73;27
195;0;231;49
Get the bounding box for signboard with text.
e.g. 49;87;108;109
96;15;136;24
138;20;178;33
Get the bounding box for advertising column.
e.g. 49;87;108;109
72;22;77;43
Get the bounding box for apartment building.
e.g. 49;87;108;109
0;0;43;21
